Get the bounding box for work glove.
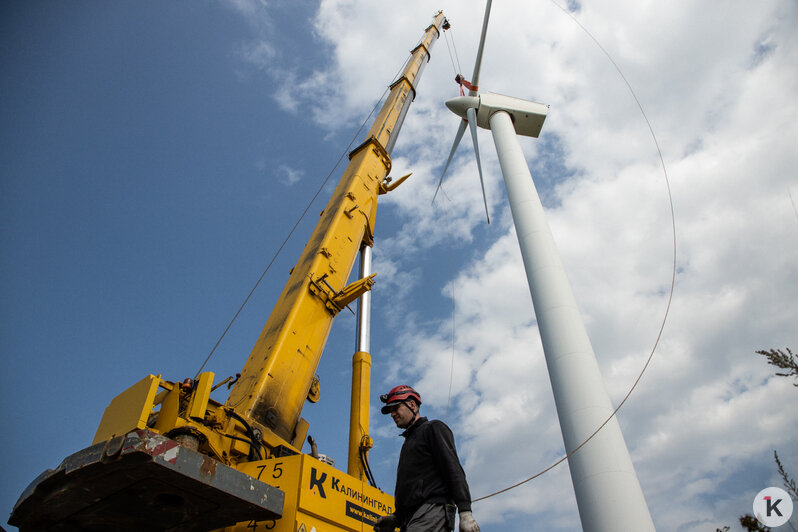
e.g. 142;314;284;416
459;510;480;532
373;513;397;532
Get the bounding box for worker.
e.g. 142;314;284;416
373;385;480;532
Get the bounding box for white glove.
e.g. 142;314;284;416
459;510;480;532
373;513;397;532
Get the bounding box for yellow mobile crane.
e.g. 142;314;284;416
10;11;447;532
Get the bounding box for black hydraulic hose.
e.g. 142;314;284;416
360;444;377;488
226;409;264;461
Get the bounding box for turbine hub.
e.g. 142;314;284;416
445;96;480;119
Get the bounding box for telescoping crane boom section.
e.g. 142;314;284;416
10;11;447;532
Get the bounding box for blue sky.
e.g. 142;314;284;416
2;1;798;530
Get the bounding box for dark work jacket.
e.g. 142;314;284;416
394;416;472;525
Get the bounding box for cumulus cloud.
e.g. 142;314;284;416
277;163;303;186
233;0;798;529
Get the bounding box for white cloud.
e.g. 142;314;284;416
223;0;273;30
234;0;798;529
238;40;276;70
277;163;303;186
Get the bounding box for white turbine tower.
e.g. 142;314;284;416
437;2;656;530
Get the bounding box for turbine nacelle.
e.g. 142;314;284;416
433;0;545;224
446;93;549;138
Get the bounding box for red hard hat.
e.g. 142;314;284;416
380;385;422;414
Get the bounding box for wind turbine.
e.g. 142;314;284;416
438;3;656;531
432;0;493;223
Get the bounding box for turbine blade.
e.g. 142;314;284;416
468;0;493;96
432;119;468;204
467;106;490;224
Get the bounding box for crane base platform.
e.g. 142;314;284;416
9;429;284;531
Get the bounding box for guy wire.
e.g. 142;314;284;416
438;189;458;422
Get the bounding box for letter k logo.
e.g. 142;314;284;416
309;467;327;499
754;487;793;527
764;496;783;517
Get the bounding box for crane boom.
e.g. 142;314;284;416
227;8;445;450
10;12;447;532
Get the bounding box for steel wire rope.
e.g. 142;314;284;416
450;20;465;79
430;1;678;503
443;21;463;80
194;56;412;378
436;23;465;422
436;188;459;422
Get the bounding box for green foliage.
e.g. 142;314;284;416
726;348;797;532
775;450;798;501
756;347;798;386
739;513;771;531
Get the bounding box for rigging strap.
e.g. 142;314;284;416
455;74;478;95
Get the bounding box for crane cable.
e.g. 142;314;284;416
432;1;678;503
438;22;470;422
436;190;459;422
443;20;463;82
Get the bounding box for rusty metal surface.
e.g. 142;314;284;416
9;430;284;531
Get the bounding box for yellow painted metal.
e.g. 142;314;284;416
379;172;412;194
347;351;372;481
292;417;310;449
225;140;385;444
307;376;321;403
365;27;442;150
92;371;281;466
225;12;447;450
225;454;394;531
93;374;161;444
333;273;377;311
73;13;444;531
188;371;214;420
153;380;180;433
